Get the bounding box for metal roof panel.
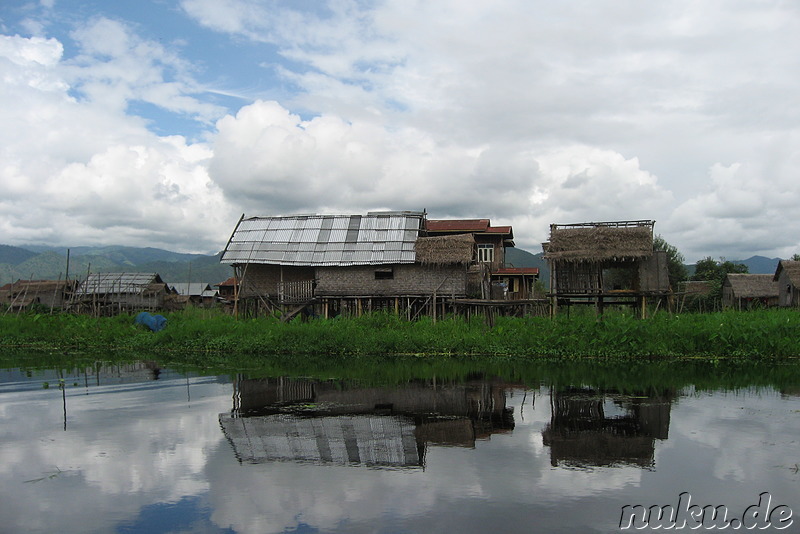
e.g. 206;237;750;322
221;213;424;266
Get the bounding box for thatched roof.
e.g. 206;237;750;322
414;234;475;265
1;279;75;292
544;221;654;262
774;260;800;285
680;280;712;296
724;274;779;298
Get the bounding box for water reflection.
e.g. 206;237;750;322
220;377;516;468
1;358;798;534
542;387;673;469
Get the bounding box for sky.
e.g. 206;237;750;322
1;0;800;261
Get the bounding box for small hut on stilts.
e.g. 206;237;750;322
543;220;671;317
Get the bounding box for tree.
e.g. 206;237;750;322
688;256;748;310
692;256;719;281
653;235;688;290
691;257;748;281
792;254;800;261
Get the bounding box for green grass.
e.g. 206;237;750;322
2;307;800;360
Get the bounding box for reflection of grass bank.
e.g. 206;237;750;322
2;308;800;360
4;350;800;395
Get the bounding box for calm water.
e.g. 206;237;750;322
1;359;798;533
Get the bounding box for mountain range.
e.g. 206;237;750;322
0;244;232;287
0;243;784;287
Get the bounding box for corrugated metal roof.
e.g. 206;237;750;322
170;283;213;296
221;212;425;266
77;273;164;295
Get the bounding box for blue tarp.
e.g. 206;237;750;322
135;312;167;332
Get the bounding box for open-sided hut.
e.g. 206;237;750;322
73;272;170;315
773;260;800;307
543;220;670;314
722;274;779;309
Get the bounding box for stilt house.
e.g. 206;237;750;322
1;279;77;312
169;282;217;307
543;220;670;314
73;272;171;314
721;274;779;309
773;260;800;307
424;219;539;299
219;211;536;317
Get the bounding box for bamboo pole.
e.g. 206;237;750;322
50;273;62;314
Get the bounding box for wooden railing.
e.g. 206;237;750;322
278;280;315;303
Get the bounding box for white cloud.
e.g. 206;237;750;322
4;1;800;260
66;17;224;123
209;100;673;251
0;29;237;253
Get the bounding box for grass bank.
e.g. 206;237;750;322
2;308;800;360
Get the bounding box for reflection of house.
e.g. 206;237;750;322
221;413;421;467
73;272;170;314
543;220;670;315
1;279;77;312
722;274;779;310
541;387;673;469
219;376;515;468
773;260;800;307
219;211;538;317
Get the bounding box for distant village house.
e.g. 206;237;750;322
72;272;170;315
773;260;800;307
1;279;77;313
721;274;779;310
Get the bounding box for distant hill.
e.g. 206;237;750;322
686;255;782;277
19;245;212;265
733;255;781;275
0;244;231;286
0;245;36;265
505;247;549;286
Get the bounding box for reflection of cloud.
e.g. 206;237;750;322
0;377;232;534
667;389;797;484
3;374;799;534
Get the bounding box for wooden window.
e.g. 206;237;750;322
375;268;394;280
477;244;494;263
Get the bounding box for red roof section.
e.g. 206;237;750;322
493;267;539;276
486;225;512;235
426;219;490;232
